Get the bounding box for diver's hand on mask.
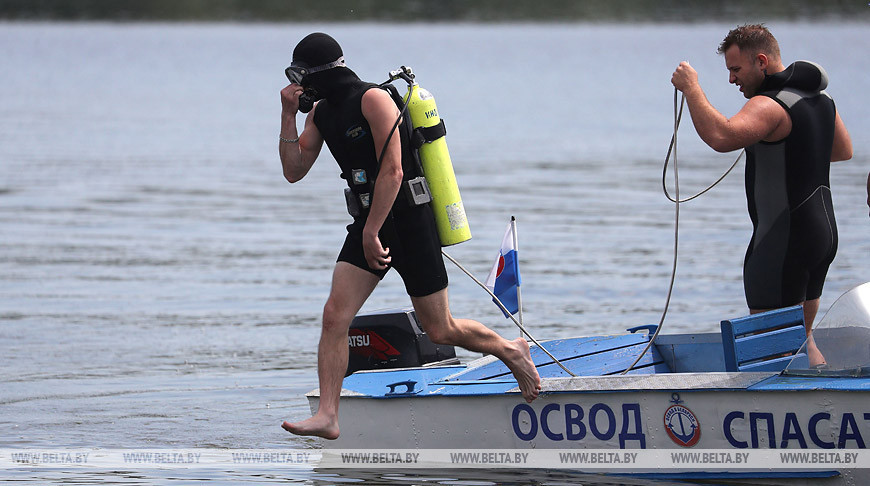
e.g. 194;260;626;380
280;84;305;114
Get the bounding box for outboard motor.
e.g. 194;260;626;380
346;309;458;376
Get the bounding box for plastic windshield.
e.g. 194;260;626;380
784;282;870;375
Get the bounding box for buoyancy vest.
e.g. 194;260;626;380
744;61;837;237
313;82;422;222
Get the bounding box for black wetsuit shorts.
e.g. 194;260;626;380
337;204;448;298
743;186;838;309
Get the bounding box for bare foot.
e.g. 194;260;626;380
281;413;340;440
505;338;542;403
807;339;826;368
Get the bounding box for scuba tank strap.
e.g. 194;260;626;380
411;119;446;149
374;82;414;176
377;82;432;208
379;80;447;150
378;83;417;161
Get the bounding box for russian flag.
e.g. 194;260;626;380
485;218;521;317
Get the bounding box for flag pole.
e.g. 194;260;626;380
511;216;524;338
441;250;576;378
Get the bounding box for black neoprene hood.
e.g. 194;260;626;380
292;32;343;68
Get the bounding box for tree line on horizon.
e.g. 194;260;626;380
1;0;864;23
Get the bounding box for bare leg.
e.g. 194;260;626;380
801;298;820;329
751;299;825;367
411;288;541;402
801;298;825;366
282;262;379;439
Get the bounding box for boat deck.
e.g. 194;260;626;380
335;329;751;399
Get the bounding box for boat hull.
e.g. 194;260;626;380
310;372;870;483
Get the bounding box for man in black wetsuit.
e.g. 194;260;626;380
671;24;853;366
277;33;540;439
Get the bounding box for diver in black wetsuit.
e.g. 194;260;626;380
670;24;853;366
277;33;540;440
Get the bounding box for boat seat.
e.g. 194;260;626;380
720;305;810;372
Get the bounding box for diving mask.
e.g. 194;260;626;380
284;56;346;85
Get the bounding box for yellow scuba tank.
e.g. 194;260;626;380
403;83;472;246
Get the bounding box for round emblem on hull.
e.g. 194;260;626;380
664;404;701;447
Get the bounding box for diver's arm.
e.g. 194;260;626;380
360;88;404;271
672;62;786;153
279;84;324;183
830;111;853;162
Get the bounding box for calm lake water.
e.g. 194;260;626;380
1;21;868;485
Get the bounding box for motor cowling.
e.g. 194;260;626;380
346;308;458;376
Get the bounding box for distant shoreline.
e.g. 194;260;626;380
1;0;866;23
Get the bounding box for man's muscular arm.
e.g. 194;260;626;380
830;111;852;162
672;61;789;153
